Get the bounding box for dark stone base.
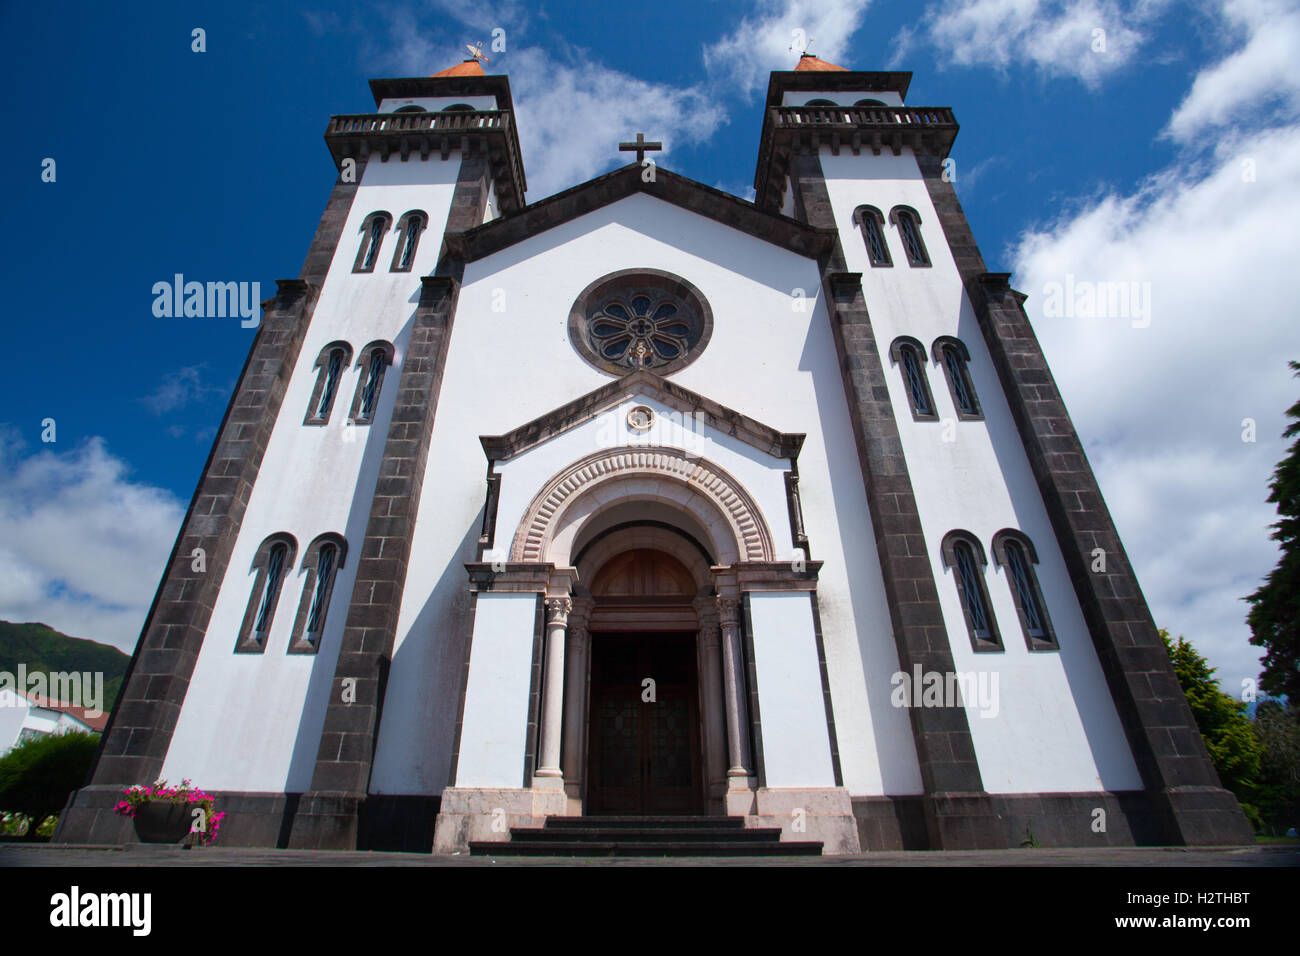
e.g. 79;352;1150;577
1159;786;1258;846
55;786;441;852
853;788;1251;850
285;792;364;850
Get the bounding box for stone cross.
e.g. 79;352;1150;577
619;132;663;164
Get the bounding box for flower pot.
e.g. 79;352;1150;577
131;802;193;844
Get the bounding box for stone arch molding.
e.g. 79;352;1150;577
511;448;775;564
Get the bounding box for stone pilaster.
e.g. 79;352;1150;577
561;601;591;809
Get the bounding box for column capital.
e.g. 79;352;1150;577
716;595;741;628
545;597;572;626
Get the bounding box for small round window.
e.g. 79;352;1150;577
569;270;712;375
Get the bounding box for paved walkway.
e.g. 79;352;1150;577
2;843;1296;866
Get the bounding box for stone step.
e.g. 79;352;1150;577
469;840;824;857
509;826;785;843
542;815;746;830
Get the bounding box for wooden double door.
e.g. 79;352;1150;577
586;632;703;815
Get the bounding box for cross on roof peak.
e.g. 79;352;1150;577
619;132;663;164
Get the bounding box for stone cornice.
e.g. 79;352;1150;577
479;368;805;464
763;70;914;108
369;75;518;114
754;104;959;213
324;109;526;212
448;164;835;263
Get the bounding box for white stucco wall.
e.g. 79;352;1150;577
783;89;904;107
369;191;924;798
378;94;501;113
748;591;837;787
821;146;1143;792
453;592;539;788
161;152;463;792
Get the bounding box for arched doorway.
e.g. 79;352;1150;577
584;549;704;814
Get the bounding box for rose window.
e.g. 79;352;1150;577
568;271;712;376
589;294;699;369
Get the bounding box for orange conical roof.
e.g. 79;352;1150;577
794;53;847;72
432;58;485;78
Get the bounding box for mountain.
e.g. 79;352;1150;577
0;621;130;716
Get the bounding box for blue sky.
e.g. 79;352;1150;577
1;0;1297;700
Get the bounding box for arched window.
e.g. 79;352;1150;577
932;336;982;420
236;534;298;653
353;211;392;273
854;205;892;267
441;103;474;111
394;105;426;113
805;98;837;106
390;210;428;273
350;341;394;424
304;341;353;425
889;336;937;420
289;533;348;653
992;530;1058;650
854;98;886;106
941;531;1002;652
889;206;930;267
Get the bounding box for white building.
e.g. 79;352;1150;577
57;54;1251;854
0;689;104;757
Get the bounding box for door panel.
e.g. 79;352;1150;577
587;633;702;815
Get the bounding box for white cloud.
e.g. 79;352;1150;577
704;0;875;97
505;48;727;199
897;0;1149;86
1011;121;1299;695
0;432;184;655
140;364;226;416
1165;0;1300;142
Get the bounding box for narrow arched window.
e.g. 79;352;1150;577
390;210;427;273
854;206;892;267
932;337;981;420
350;341;394;424
304;341;353;425
236;534;298;653
890;206;930;267
353;212;392;274
992;531;1057;650
289;534;348;654
890;337;936;420
941;531;1002;652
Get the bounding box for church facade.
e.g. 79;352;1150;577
57;54;1252;854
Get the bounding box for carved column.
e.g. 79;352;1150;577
561;600;591;802
717;595;753;784
534;596;570;788
694;599;727;807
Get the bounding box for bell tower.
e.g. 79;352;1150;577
757;53;1253;848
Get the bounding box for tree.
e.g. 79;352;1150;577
1160;629;1263;827
1246;360;1300;701
1252;698;1300;835
0;731;100;838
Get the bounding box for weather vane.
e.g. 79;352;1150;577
466;42;490;63
789;35;816;55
